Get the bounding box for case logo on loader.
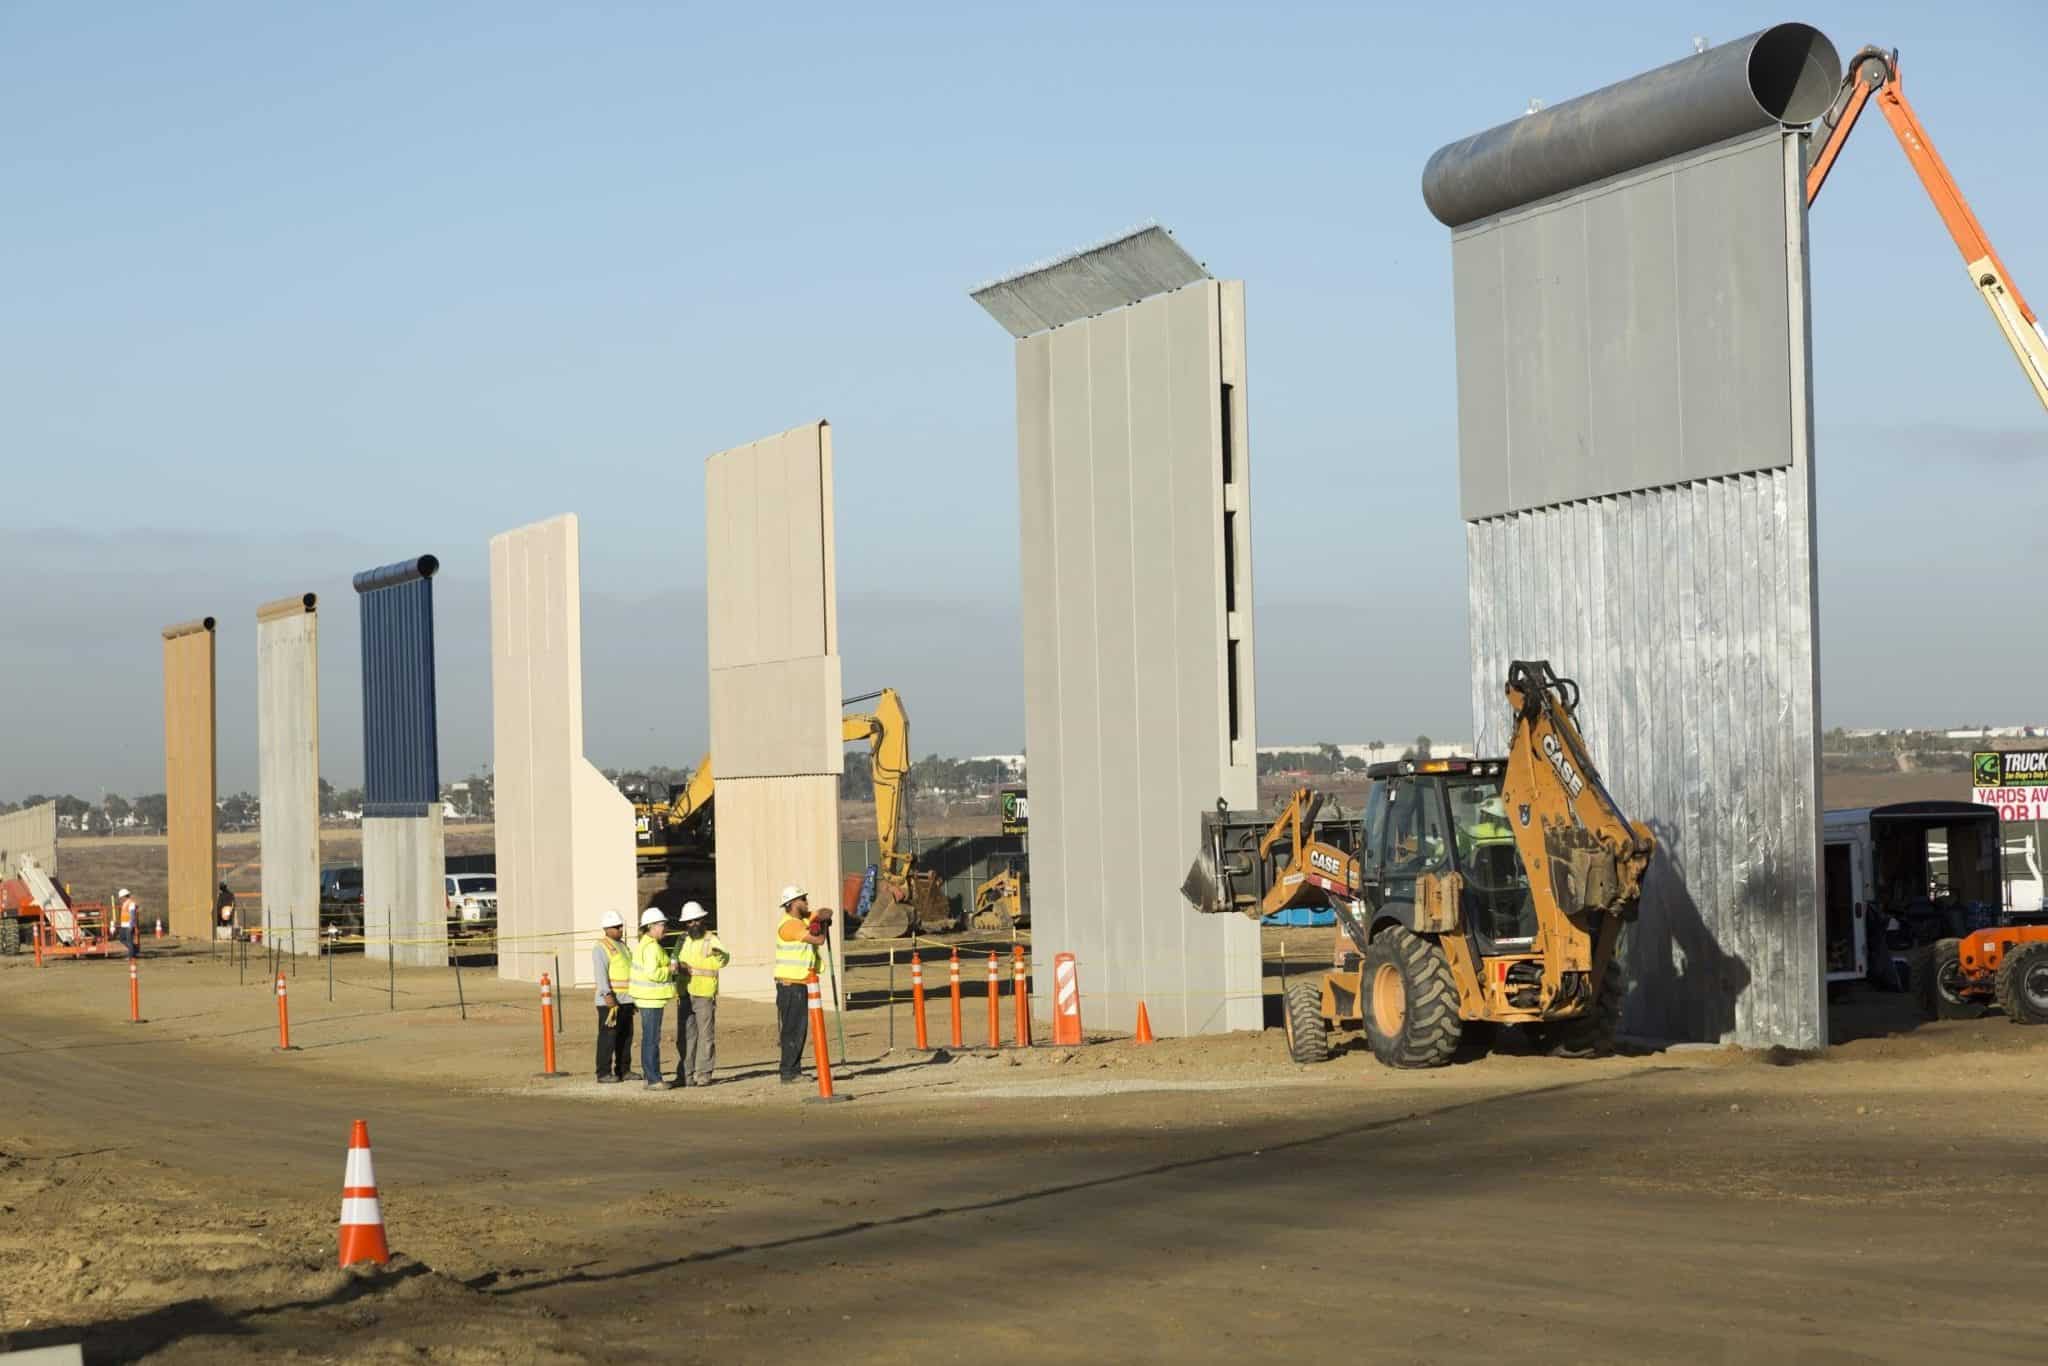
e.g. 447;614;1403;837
1541;733;1586;799
1310;849;1343;877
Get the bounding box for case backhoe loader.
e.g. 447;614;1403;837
1187;661;1656;1068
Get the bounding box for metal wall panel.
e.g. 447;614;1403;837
161;618;217;938
256;595;320;954
488;515;637;985
0;802;57;880
1454;121;1823;1049
1467;471;1823;1048
705;421;843;1002
352;556;441;817
1452;131;1799;519
1008;279;1261;1037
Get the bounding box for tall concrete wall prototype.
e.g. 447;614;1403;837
489;514;636;985
976;237;1261;1037
1445;129;1824;1049
162;617;218;939
0;802;56;881
257;594;321;953
353;557;445;966
705;420;843;1003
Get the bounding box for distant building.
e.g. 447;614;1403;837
968;754;1027;777
1257;741;1475;764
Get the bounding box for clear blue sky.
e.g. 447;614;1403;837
3;1;2043;798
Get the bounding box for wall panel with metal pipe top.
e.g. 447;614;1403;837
1427;27;1831;1049
352;556;446;966
352;555;440;819
1422;24;1840;228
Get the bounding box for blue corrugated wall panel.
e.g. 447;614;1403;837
353;555;441;817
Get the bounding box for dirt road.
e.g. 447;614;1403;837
5;948;2048;1363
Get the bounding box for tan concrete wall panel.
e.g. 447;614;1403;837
488;514;637;985
0;802;57;882
706;656;844;778
162;618;217;938
706;422;842;1000
257;596;321;954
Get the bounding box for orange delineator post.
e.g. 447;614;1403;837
275;972;292;1049
33;919;43;968
948;949;963;1048
1052;953;1083;1046
910;951;929;1050
339;1118;391;1267
806;972;844;1102
985;952;1001;1049
128;959;140;1024
1011;945;1030;1048
538;972;564;1077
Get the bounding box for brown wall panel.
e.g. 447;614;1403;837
162;618;217;939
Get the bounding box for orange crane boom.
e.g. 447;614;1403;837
1806;46;2048;412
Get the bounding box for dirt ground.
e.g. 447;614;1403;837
4;934;2048;1364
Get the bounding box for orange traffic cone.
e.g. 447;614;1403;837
153;917;163;939
1133;1001;1156;1045
338;1120;391;1267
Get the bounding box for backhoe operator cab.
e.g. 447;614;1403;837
1264;661;1655;1069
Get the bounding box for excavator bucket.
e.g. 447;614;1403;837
854;872;956;940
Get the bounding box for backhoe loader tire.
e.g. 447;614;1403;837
1994;942;2048;1026
1913;939;1977;1020
1360;927;1461;1069
1543;964;1625;1059
0;914;20;957
1283;982;1329;1064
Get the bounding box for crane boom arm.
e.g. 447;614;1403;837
1806;46;2048;412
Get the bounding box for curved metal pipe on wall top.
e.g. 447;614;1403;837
256;592;318;622
161;617;216;640
351;555;440;594
1421;23;1841;228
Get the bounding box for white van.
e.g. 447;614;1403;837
1821;801;2005;985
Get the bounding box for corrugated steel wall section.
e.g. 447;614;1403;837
352;557;441;818
1467;470;1825;1050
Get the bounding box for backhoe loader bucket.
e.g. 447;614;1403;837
854;872;956;939
1181;802;1265;919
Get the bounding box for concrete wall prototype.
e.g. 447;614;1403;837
1446;130;1824;1049
363;809;445;967
0;802;57;881
257;595;321;953
353;557;445;965
705;420;843;1002
162;618;218;938
993;271;1262;1037
489;514;636;985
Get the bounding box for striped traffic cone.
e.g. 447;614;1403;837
338;1120;391;1266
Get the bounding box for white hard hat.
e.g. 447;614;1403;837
639;907;668;928
679;902;709;923
599;910;625;929
779;885;807;906
118;888;130;898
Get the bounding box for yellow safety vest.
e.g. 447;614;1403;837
628;935;677;1007
677;932;729;999
596;937;632;997
773;916;819;983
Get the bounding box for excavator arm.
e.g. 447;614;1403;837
1807;46;2048;412
842;688;915;894
1501;660;1656;1004
1183;786;1360;920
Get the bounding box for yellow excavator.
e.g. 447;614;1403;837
633;688;954;935
1187;660;1655;1067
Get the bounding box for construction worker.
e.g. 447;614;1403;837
114;888;140;958
673;902;728;1087
591;910;635;1083
215;883;236;941
773;885;826;1084
628;908;679;1089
